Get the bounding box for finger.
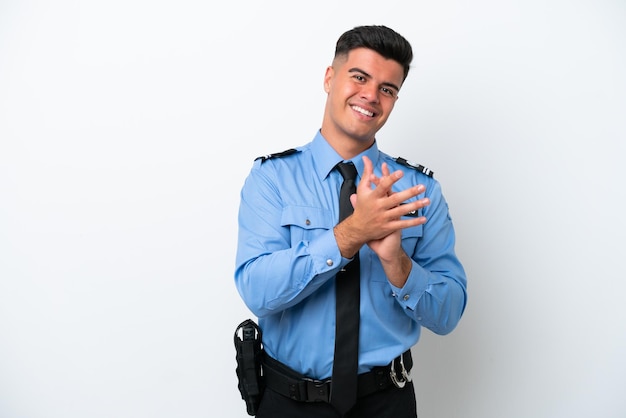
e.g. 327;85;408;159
370;172;381;188
380;163;394;196
367;166;404;198
394;216;429;228
389;197;430;218
359;155;374;191
360;156;389;195
381;162;390;177
386;184;430;212
385;185;427;210
370;162;390;189
375;169;404;194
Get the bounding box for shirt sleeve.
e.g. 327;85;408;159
390;178;468;335
234;162;348;317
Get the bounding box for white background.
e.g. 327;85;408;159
1;1;625;417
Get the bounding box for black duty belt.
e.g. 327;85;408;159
262;350;413;403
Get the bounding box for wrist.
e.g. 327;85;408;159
381;251;412;287
333;222;363;258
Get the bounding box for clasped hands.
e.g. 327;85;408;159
333;156;430;286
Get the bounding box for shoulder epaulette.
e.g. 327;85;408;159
395;157;434;177
254;148;299;162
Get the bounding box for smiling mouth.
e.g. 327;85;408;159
352;105;375;117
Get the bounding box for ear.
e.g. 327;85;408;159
323;66;334;93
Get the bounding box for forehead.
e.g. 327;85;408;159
335;47;404;85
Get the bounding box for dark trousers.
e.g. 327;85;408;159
256;381;417;418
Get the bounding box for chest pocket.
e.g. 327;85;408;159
281;206;334;246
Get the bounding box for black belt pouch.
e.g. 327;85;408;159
234;319;265;416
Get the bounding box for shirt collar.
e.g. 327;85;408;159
311;130;380;182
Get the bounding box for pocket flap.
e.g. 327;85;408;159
281;206;334;230
402;224;423;239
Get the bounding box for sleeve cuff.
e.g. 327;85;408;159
307;229;351;274
390;261;428;311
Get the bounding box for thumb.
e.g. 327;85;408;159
350;193;357;208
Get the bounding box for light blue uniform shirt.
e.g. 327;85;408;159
235;131;467;379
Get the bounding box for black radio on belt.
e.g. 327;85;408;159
234;319;265;416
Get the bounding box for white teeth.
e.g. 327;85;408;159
352;105;374;117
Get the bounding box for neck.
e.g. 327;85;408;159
320;128;375;160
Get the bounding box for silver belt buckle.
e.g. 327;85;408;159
389;353;412;388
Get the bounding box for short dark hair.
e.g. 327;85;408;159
334;25;413;82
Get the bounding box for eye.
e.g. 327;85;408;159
380;86;397;98
352;74;366;82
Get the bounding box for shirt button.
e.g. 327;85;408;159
403;294;410;301
326;259;334;266
305;219;311;226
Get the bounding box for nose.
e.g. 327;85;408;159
360;83;380;103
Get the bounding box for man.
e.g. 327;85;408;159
235;25;467;418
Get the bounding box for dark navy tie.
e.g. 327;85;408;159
330;161;360;414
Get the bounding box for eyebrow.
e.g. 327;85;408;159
348;67;401;93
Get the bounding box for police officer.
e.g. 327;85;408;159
234;25;467;418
